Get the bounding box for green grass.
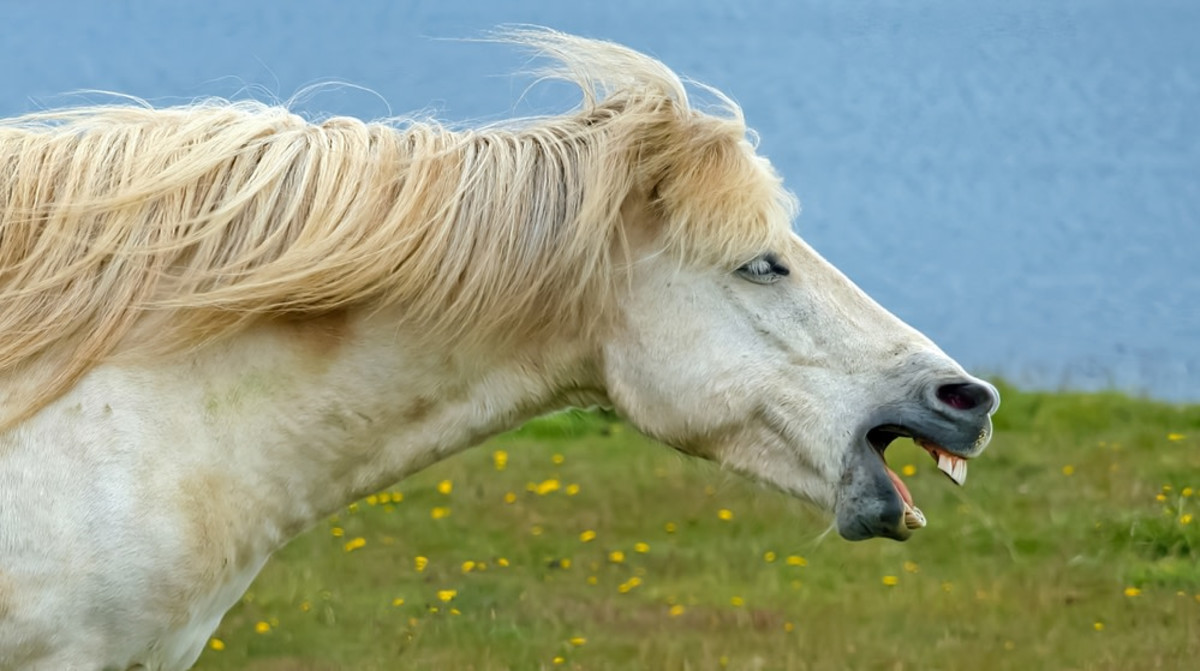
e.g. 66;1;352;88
194;384;1200;670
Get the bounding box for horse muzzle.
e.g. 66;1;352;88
834;376;999;541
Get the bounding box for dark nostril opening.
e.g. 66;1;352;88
936;382;993;413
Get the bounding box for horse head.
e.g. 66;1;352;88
603;186;998;540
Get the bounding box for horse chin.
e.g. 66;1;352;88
834;435;914;542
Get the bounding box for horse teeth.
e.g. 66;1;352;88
937;452;968;486
903;502;926;529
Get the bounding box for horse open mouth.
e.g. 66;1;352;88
866;425;970;530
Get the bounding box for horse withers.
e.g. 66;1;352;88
0;28;997;669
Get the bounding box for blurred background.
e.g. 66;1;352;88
3;0;1196;401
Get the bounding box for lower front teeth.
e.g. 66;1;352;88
903;502;926;529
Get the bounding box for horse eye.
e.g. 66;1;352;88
736;254;789;284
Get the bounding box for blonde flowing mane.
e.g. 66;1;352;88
0;28;796;429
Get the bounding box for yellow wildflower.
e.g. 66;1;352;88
609;550;625;563
414;556;428;572
634;542;650;553
903;561;919;573
1182;514;1194;525
378;492;391;504
786;555;807;567
535;479;561;495
392;597;405;606
254;621;271;634
618;577;642;593
1124;587;1141;597
493;450;508;470
503;491;517;504
497;557;510;567
882;575;899;586
431;506;451;520
330;526;344;537
343;537;366;552
1167;432;1185;441
209;638;225;651
580;529;597;543
560;558;572;569
553;657;565;665
717;509;734;521
552;453;565;465
1156;493;1168;502
664;522;678;533
669;604;685;617
366;494;378;506
569;636;587;646
437;589;457;602
462;560;476;573
565;483;581;496
784;622;794;632
1062;465;1075;476
1183;487;1194;498
450;608;461;615
1093;621;1104;631
587;575;598;585
763;551;777;562
730;596;745;607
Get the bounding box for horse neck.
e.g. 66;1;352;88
141;305;607;544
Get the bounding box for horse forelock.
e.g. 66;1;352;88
0;28;795;428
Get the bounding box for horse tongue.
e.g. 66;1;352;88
886;466;926;529
885;466;913;506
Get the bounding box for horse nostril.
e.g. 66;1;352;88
936;382;996;414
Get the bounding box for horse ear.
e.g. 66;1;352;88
616;182;667;258
648;179;663;205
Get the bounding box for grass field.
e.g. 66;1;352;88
193;383;1200;670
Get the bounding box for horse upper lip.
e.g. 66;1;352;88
865;420;983;459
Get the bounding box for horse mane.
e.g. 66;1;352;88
0;27;797;429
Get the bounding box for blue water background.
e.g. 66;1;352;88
3;1;1197;400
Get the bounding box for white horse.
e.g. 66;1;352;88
0;29;997;669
